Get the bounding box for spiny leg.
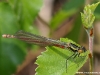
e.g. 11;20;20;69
74;53;80;66
66;53;76;73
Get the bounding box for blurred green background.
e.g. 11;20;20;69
0;0;100;75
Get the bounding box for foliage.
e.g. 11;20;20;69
0;0;100;75
36;38;89;75
0;0;42;75
81;2;100;29
81;2;100;73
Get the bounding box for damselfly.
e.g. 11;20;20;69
2;30;87;71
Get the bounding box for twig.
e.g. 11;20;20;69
85;28;94;75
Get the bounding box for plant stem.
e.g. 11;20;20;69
89;53;93;75
89;28;94;54
87;28;94;75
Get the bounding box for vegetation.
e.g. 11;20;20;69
0;0;100;75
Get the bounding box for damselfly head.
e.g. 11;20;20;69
78;46;86;53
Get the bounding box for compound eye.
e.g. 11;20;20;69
81;46;86;52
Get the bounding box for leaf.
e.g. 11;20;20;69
35;38;89;75
0;0;42;75
0;2;19;33
94;2;100;19
8;0;43;33
50;0;85;31
81;2;100;29
50;10;74;30
62;0;85;11
0;3;26;75
0;42;26;75
67;15;82;42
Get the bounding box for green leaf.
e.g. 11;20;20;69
0;3;26;75
0;2;19;33
94;3;100;20
50;10;75;30
81;2;100;29
62;0;85;11
36;38;89;75
0;42;26;75
50;0;85;31
8;0;43;33
66;15;82;42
